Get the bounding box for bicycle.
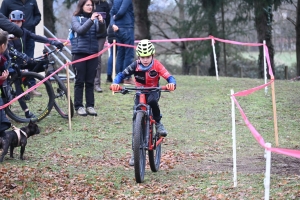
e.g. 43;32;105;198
1;62;55;123
1;46;74;123
32;48;74;119
116;86;169;183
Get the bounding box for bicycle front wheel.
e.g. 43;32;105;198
133;112;147;183
49;74;74;119
148;124;162;172
5;72;55;123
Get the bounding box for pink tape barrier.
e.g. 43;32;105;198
4;36;296;159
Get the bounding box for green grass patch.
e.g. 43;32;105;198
1;75;300;199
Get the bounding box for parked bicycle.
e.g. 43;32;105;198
1;46;74;123
33;48;74;119
1;62;55;123
115;86;170;183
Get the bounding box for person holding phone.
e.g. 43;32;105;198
92;0;110;93
70;0;106;116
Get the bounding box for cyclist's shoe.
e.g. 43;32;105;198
77;107;87;116
30;89;42;97
155;122;168;137
25;111;36;118
86;107;97;116
129;152;134;166
94;85;103;93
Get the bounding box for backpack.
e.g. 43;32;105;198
67;16;81;40
68;16;98;40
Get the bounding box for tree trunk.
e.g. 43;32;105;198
43;0;56;37
221;0;227;76
132;0;151;40
202;0;220;76
296;0;300;76
254;1;274;79
181;43;191;74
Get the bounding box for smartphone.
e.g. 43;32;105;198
97;12;106;19
8;34;15;39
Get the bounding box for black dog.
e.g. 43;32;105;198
0;121;40;162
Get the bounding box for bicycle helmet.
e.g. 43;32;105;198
10;10;25;21
136;39;155;57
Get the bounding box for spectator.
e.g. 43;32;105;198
9;10;64;97
106;24;116;83
70;0;106;117
0;0;41;58
93;0;110;93
0;30;11;132
0;12;23;37
110;0;135;85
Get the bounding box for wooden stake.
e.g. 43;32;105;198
66;63;72;130
271;79;278;146
112;39;116;95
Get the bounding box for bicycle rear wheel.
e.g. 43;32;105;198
5;72;55;123
133;112;147;183
49;74;74;119
148;124;162;172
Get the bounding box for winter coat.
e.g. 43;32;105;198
0;13;23;37
110;0;134;28
0;0;41;33
70;15;106;54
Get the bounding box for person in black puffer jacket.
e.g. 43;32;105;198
70;0;106;117
93;0;110;93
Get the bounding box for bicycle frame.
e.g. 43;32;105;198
116;86;169;183
135;92;164;151
123;87;167;149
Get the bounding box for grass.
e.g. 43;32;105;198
1;74;300;199
241;51;297;67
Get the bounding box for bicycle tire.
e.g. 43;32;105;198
148;122;162;172
5;71;55;123
49;74;74;119
133;111;147;183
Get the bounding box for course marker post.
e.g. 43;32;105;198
231;89;237;187
211;37;219;81
263;40;268;95
112;39;116;95
66;62;72;130
264;143;271;200
271;80;279;146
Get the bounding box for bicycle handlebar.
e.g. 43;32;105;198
120;86;167;91
115;86;169;94
34;41;68;60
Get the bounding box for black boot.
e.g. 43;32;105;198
106;75;113;83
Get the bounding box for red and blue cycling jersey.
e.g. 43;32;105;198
113;59;176;87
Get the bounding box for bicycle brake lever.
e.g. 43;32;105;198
121;90;129;95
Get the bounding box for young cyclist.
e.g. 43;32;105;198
110;39;176;165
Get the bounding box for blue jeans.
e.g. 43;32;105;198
115;27;134;79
